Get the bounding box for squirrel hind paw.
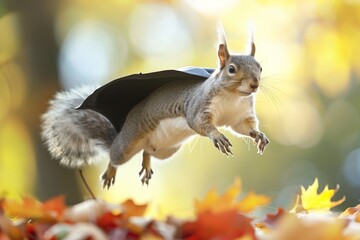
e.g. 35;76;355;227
101;165;117;189
139;167;154;186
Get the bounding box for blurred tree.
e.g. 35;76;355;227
5;0;82;204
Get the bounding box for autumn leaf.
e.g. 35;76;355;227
96;211;123;233
121;199;147;219
256;208;286;231
291;178;345;213
0;199;24;240
42;196;66;218
195;178;270;214
3;196;66;222
341;204;360;223
181;209;255;240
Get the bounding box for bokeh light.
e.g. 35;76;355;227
0;118;36;198
343;148;360;187
128;3;193;69
59;20;127;88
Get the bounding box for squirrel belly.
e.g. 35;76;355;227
41;86;117;168
145;117;196;159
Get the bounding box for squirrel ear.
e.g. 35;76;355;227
250;42;256;57
218;43;230;69
217;26;230;69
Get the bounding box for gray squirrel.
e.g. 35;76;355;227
41;31;269;189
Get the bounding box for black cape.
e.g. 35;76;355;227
78;67;215;132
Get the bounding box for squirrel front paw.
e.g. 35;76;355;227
210;131;233;155
250;130;269;154
101;164;117;189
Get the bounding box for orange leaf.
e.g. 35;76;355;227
340;204;360;222
4;196;65;222
195;178;270;214
290;178;345;213
238;191;271;213
4;196;44;219
42;195;66;218
181;209;255;240
121;199;147;219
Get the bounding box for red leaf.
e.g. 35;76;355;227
97;212;123;232
181;209;255;240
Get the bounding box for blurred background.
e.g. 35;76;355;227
0;0;359;218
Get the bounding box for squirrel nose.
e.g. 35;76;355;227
250;82;259;90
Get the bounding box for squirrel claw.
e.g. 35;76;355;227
139;167;153;186
101;165;117;189
102;177;115;190
212;132;233;156
250;130;269;154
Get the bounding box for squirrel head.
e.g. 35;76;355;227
216;31;262;97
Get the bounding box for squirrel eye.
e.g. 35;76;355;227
260;66;263;72
228;65;236;74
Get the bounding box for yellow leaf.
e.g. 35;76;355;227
291;178;345;213
195;178;270;214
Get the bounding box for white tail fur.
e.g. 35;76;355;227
41;86;117;168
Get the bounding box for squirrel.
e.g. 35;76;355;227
41;30;269;189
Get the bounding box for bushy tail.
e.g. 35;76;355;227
41;86;117;168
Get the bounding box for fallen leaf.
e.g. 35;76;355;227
237;191;271;213
256;208;286;231
42;196;66;219
122;199;147;219
195;178;270;214
181;209;255;240
96;211;124;233
3;196;66;222
341;204;360;223
291;178;345;213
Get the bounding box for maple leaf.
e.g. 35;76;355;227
290;178;345;213
195;178;270;214
3;196;66;222
181;209;256;240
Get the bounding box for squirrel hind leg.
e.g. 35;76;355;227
138;147;180;185
139;151;153;186
101;164;117;189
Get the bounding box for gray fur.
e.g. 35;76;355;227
41;33;269;188
41;86;117;168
